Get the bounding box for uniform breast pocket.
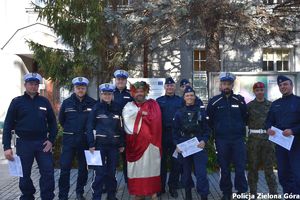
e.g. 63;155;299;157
96;114;110;124
231;104;242;115
289;108;300;122
159;102;167;111
215;105;227;119
18;106;30;118
65;108;77;120
38;106;47;118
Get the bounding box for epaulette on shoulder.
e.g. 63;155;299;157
13;96;23;101
211;95;223;106
39;95;49;102
232;94;244;102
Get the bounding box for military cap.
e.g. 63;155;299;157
114;69;129;78
180;79;190;87
253;82;265;90
219;72;236;82
72;77;89;86
99;83;115;93
24;72;42;83
165;77;175;85
277;75;292;85
183;85;195;95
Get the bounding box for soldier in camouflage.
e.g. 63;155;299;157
247;82;278;195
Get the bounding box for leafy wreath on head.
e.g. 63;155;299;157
130;81;150;97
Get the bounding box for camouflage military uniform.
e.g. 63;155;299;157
247;99;277;194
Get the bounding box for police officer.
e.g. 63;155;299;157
179;79;191;94
113;70;133;108
266;75;300;195
247;82;277;196
173;86;209;200
113;69;133;183
87;83;124;200
156;77;182;197
180;78;204;108
3;73;58;200
58;77;96;200
206;72;248;200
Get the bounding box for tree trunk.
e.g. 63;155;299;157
205;30;221;73
143;39;149;78
205;30;221;98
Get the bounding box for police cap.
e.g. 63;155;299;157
72;77;89;86
99;83;115;93
24;73;42;83
219;72;236;82
114;70;129;79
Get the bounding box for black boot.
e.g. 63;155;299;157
221;194;232;200
185;189;192;200
107;193;118;200
201;195;208;200
157;188;166;197
76;193;86;200
169;188;178;198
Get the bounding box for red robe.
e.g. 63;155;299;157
122;99;162;196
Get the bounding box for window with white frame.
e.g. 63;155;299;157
262;48;290;71
193;50;207;71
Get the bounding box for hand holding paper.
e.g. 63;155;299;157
177;137;203;157
8;155;23;177
269;126;294;151
84;150;103;166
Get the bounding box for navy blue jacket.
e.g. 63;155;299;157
59;93;96;134
87;101;124;148
113;87;133;110
156;95;182;130
3;92;58;150
266;94;300;138
206;91;247;140
173;104;210;145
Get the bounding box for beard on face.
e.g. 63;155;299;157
135;94;145;103
223;88;231;94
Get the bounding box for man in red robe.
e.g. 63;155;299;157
122;81;162;200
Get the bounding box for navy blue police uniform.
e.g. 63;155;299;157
266;75;300;194
87;83;124;200
206;72;248;198
156;77;182;196
58;77;96;200
113;70;133;183
3;73;58;200
173;86;210;200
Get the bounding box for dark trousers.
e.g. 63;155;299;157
161;143;181;190
121;151;128;183
59;134;88;199
92;146;119;200
179;151;209;196
276;138;300;194
215;138;248;194
16;138;54;200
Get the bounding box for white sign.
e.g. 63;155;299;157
127;78;165;100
